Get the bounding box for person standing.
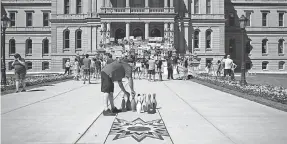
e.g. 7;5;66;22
156;57;163;81
90;58;96;79
73;58;80;80
216;60;222;77
167;57;174;80
224;55;234;80
183;58;189;80
64;59;71;75
148;57;156;81
101;59;135;116
82;54;91;84
106;54;114;65
12;53;27;93
95;58;102;79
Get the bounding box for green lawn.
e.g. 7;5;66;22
235;74;287;89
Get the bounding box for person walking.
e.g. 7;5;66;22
148;56;156;81
90;58;96;79
183;57;189;80
101;58;135;116
82;54;91;84
95;58;102;79
73;58;80;80
224;55;234;80
12;53;27;93
167;57;174;80
64;59;71;75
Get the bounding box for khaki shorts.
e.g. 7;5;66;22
15;72;26;81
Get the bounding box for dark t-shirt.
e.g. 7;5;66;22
102;61;132;82
184;60;188;68
82;58;91;69
167;59;173;69
13;58;26;73
95;60;101;69
106;58;114;65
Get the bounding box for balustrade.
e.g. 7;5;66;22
6;27;51;32
100;7;172;14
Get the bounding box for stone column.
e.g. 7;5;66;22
101;23;105;45
106;22;111;43
126;0;130;7
92;0;97;15
126;22;130;40
102;0;105;7
184;22;189;52
145;0;149;7
170;0;174;12
164;23;169;41
164;0;168;12
184;0;189;17
88;0;92;13
170;0;174;7
170;22;174;43
145;23;149;40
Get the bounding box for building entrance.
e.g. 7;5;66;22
150;28;161;37
133;28;143;38
115;28;125;40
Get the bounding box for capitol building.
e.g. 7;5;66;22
1;0;287;73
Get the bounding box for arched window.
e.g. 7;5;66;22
63;29;70;49
193;31;199;49
26;39;32;55
75;29;82;49
26;61;33;70
42;61;49;70
42;39;49;55
278;39;284;54
279;61;285;70
262;39;268;54
206;30;212;49
262;61;268;70
9;39;16;55
76;0;82;14
64;0;70;14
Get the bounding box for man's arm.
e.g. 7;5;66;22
118;80;128;94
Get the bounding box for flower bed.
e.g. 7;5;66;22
192;74;287;104
1;74;73;92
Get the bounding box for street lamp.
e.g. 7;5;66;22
1;14;11;85
239;14;248;86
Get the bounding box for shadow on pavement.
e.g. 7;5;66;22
27;89;46;92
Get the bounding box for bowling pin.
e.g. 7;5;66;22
131;95;136;112
126;98;131;111
147;94;152;113
142;94;147;112
121;96;126;112
152;93;157;113
136;96;142;113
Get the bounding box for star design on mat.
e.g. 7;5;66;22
109;118;169;142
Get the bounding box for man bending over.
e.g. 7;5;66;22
101;58;135;116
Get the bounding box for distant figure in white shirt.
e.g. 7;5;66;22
224;55;234;78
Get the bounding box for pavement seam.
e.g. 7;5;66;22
1;84;88;115
156;109;175;144
163;82;238;144
74;82;128;144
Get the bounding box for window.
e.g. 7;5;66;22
279;61;285;70
262;39;268;54
42;62;49;70
194;31;199;49
43;13;49;26
9;39;16;55
9;12;16;27
194;0;199;14
8;61;14;70
229;13;235;26
278;39;284;54
279;13;284;27
26;12;33;26
26;39;32;55
26;61;32;70
206;30;211;49
229;39;235;53
63;30;70;49
206;0;211;14
64;0;70;14
245;11;251;26
262;61;268;70
262;13;267;26
76;0;82;14
42;39;49;55
246;41;251;54
75;30;82;49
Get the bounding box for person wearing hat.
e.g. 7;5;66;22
101;58;135;116
12;53;27;93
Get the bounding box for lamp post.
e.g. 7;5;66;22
1;14;11;86
239;15;248;86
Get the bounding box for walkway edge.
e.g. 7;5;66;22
191;79;287;112
73;82;129;144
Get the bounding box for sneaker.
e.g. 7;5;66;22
112;107;122;113
103;109;116;116
15;90;19;93
21;89;26;92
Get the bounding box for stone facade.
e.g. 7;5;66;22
2;0;286;73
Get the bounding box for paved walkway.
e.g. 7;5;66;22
1;78;287;144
